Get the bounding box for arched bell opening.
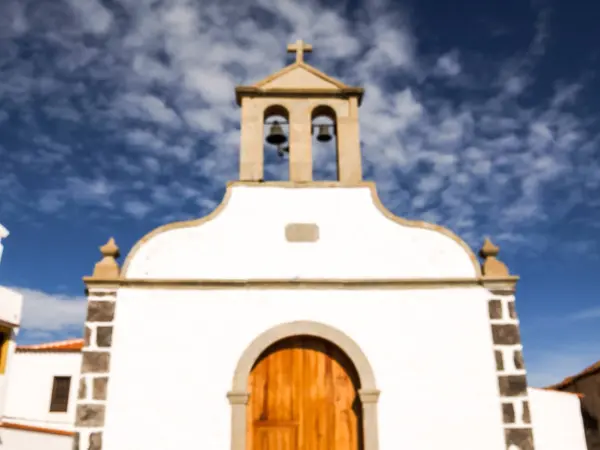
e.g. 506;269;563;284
311;105;338;181
263;104;290;181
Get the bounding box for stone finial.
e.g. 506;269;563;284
479;237;510;277
91;238;121;279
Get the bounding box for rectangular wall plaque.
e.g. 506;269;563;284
285;223;319;243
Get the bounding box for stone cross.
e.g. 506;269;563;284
287;39;313;63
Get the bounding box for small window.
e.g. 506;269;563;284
49;376;71;412
0;328;9;375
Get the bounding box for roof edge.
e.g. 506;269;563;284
544;360;600;390
0;421;75;437
16;338;84;352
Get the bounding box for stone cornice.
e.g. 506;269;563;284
83;276;519;291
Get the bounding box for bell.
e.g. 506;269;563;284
316;124;332;142
266;121;287;146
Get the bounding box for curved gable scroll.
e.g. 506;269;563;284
120;186;234;277
366;182;482;278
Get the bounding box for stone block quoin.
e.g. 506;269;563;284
479;234;535;449
487;294;535;449
73;290;117;450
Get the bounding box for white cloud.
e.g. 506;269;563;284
503;75;527;96
126;128;166;151
123;200;152;219
567;307;600;321
551;83;583;108
527;345;599;388
435;51;461;77
183;68;235;104
118;94;181;126
0;1;28;37
184;109;225;133
0;0;596;258
65;0;113;34
12;287;86;332
393;89;423;130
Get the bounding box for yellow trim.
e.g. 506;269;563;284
0;325;11;375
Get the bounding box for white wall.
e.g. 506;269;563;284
528;387;588;450
103;287;506;450
3;352;81;431
125;185;478;280
0;286;22;421
0;338;17;419
0;288;22;329
0;427;73;450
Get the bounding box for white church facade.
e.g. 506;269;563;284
0;42;591;450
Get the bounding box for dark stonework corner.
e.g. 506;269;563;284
87;301;115;322
72;432;80;450
498;375;528;397
96;326;113;348
492;324;521;345
505;428;534;450
81;352;110;373
76;404;106;427
89;432;103;450
489;300;503;319
495;350;504;371
93;377;109;400
513;350;525;370
522;401;531;424
502;402;515;423
508;301;517;319
78;378;87;400
84;326;91;347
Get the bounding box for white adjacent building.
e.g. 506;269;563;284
0;225;81;450
0;42;591;450
0;339;82;450
0;224;23;425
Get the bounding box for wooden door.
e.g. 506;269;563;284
247;336;362;450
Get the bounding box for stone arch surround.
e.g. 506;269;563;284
227;320;381;450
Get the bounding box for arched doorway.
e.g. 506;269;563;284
246;336;363;450
228;321;380;450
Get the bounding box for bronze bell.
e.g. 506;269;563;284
316;124;332;142
266;121;287;146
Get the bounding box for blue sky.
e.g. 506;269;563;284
0;0;599;387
